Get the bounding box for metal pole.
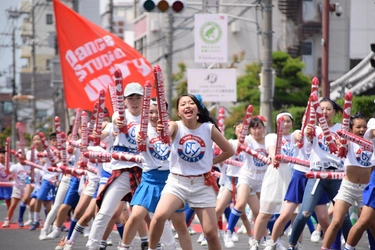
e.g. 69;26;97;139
11;20;17;150
109;0;114;33
165;13;173;113
322;0;330;98
260;0;273;133
31;0;37;133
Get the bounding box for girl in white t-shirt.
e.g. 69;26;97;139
147;94;234;250
251;111;299;250
0;147;12;210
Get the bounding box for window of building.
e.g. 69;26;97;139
46;14;53;25
134;36;147;56
302;41;312;55
3;101;13;115
46;59;51;70
36;109;48;118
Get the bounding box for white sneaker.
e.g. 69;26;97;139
232;232;239;242
39;228;48;240
2;219;9;228
55;237;67;250
224;231;235;248
296;242;304;249
249;239;260;250
174;233;179;239
107;235;113;246
48;228;61;239
263;239;286;250
197;233;204;243
200;238;208;246
63;240;74;250
310;230;322;243
24;219;33;226
237;225;247;234
188;226;196;235
84;226;90;238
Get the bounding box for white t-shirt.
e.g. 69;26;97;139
0;162;12;182
9;162;30;188
241;135;268;172
102;122;115;173
111;110;142;170
169;121;213;175
136;124;170;172
344;142;372;168
308;123;344;171
224;139;245;177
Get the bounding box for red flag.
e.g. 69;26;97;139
53;0;154;112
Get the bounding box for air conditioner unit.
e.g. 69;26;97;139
150;19;160;32
231;22;239;33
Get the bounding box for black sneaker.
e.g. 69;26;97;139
99;242;107;250
141;241;149;250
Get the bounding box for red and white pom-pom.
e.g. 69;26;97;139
112;152;142;163
338;92;353;158
115;68;128;134
5;137;10;175
305;171;345;180
93;89;106;146
16;122;26;157
223;159;243;167
23;160;44;171
138;81;152;152
55;116;62;152
39;132;58;168
298;99;311;149
240;145;271;165
274;116;285;169
311;94;338;154
83;151;112;162
108;85;119;113
60;132;68;167
337;130;373;152
275;155;310;168
235;105;253;155
218;107;225;135
154;65;170;144
68;108;81;154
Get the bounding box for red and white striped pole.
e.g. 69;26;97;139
154;65;170;144
236;105;253;155
338;92;352;158
274;116;285;169
115;68;128;134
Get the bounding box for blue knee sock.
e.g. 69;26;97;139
116;223;124;239
330;228;342;250
18;202;27;222
367;229;375;249
267;214;280;234
227;208;242;233
224;206;231;222
307;217;315;234
185;207;195;226
67;217;78;240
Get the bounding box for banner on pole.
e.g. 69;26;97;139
53;0;154;112
187;69;236;102
194;14;228;63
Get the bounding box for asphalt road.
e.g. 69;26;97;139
0;202;371;250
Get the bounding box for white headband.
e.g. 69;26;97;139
150;100;157;106
276;112;293;121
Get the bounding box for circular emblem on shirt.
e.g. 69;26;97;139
0;168;8;179
17;170;28;184
282;139;294;157
125;122;138;145
355;148;372;167
317;132;339;152
178;134;206;162
253;148;268;167
149;137;170;161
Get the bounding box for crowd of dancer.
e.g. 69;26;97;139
1;77;375;250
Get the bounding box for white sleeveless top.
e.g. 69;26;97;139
224;139;244;177
241;135;268;172
344;142;372;168
111;109;141;170
169;121;213;175
136;124;170;172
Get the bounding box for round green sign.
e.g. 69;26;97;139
200;21;222;44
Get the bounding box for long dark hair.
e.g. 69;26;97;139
320;97;343;114
176;94;220;131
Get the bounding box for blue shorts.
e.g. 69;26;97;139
223;176;238;192
0;186;12;200
284;169;329;205
63;177;80;208
36;180;56;201
92;183;100;199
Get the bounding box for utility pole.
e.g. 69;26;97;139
31;0;37;133
109;0;114;33
6;8;19;150
165;13;173;114
321;0;330;98
260;0;273;133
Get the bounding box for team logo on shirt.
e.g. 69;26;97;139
253;148;268;167
0;168;8;179
318;132;339;152
355;148;372;167
17;170;28;184
149;137;170;161
235;151;245;162
178;134;206;162
282;139;294;157
125;122;138;145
